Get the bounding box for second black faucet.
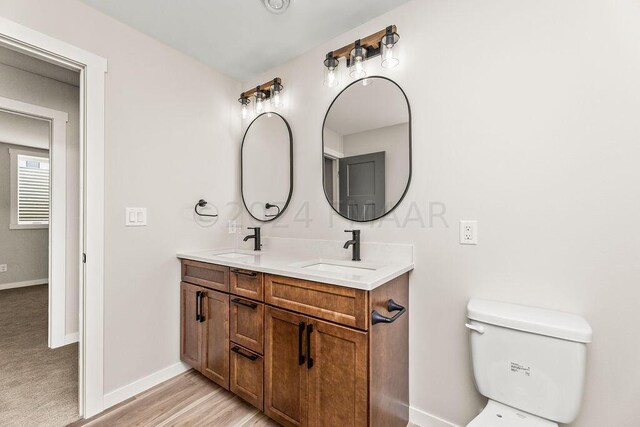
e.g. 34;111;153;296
343;229;361;261
243;227;262;251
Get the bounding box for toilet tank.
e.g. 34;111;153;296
467;299;592;424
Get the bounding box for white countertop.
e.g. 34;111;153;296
176;247;414;291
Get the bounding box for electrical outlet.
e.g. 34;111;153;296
0;264;7;273
228;221;240;234
460;220;478;245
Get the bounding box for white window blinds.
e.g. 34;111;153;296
16;154;50;225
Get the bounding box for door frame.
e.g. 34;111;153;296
0;16;107;418
0;96;70;348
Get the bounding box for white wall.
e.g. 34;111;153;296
0;0;241;396
0;140;49;285
0;63;80;336
244;0;640;425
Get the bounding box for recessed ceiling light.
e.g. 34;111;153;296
263;0;290;14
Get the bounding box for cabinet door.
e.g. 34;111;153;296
264;307;308;427
201;288;230;389
307;319;368;427
180;282;202;369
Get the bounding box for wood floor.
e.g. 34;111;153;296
69;370;278;427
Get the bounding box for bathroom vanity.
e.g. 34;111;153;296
177;246;412;427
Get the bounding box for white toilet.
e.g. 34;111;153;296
465;299;592;427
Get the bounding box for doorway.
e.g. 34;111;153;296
0;47;81;425
0;15;107;419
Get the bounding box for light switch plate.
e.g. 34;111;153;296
0;264;7;273
460;220;478;245
125;208;147;226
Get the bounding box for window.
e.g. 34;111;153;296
10;149;50;229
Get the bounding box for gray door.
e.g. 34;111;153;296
324;156;334;203
339;152;385;221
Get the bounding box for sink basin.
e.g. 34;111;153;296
302;261;378;275
215;252;255;259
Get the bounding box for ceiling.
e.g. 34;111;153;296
325;78;409;136
78;0;411;82
0;45;79;86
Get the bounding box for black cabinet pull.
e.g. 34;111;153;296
231;298;258;309
231;269;257;278
298;322;306;366
195;291;201;322
306;323;314;369
371;299;406;325
198;292;205;323
231;346;258;361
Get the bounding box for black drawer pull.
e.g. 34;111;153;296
231;346;258;361
231;269;257;278
198;292;205;323
298;322;306;366
371;299;406;325
195;291;201;322
231;298;258;309
306;324;314;369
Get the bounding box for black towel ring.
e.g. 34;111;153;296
194;199;218;218
265;202;281;218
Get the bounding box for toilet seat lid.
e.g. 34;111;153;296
467;401;558;427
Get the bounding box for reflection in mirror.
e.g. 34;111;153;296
242;113;292;221
323;76;411;222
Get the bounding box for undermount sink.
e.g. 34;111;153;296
211;251;258;262
302;261;379;275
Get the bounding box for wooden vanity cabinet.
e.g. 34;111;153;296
264;306;368;427
180;259;409;427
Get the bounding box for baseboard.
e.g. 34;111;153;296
103;361;191;409
64;332;79;345
410;406;460;427
0;278;47;291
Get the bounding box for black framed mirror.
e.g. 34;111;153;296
322;76;411;222
241;112;293;222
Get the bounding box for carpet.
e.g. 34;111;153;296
0;284;79;426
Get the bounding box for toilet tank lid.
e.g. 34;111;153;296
467;299;592;343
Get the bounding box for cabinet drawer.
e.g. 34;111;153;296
265;274;369;330
181;260;229;292
230;268;264;301
230;343;264;411
230;297;264;354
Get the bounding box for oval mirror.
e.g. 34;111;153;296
241;112;293;221
322;76;411;222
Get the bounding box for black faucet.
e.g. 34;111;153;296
343;230;361;261
243;227;262;251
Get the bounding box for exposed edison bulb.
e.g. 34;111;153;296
239;95;251;120
255;97;264;114
254;88;267;115
349;41;367;79
381;43;399;68
270;80;284;110
381;27;400;68
323;53;340;88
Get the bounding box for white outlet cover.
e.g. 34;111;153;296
125;208;147;226
0;264;7;272
460;220;478;245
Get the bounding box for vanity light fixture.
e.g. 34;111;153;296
349;40;367;79
238;77;284;119
254;86;267;115
381;26;400;68
238;94;251;120
323;52;340;87
270;78;284;110
322;25;399;86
